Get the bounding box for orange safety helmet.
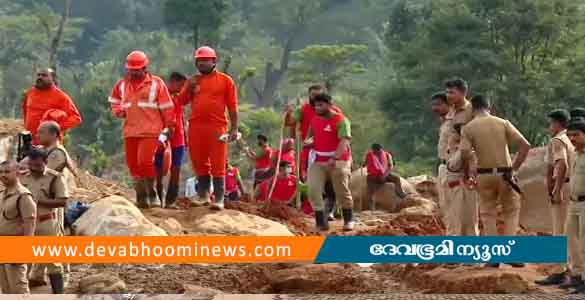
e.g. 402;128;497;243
193;46;217;60
125;50;149;70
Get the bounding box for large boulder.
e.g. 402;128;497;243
78;273;127;294
516;147;551;233
190;209;294;236
350;167;416;212
72;195;168;236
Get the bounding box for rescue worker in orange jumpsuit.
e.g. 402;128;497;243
176;46;239;210
22;68;82;145
109;50;176;209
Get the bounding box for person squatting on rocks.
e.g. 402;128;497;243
175;46;239;210
363;143;407;211
22;147;68;294
305;93;354;232
109;50;176;209
460;95;531;268
536;109;575;286
256;161;298;204
0;160;36;294
225;162;245;202
155;72;188;208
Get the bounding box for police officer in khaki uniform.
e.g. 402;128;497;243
443;79;475;235
30;121;74;290
21;147;68;294
536;109;575;286
460;95;531;268
556;120;585;293
431;92;452;232
445;123;479;236
0;160;36;294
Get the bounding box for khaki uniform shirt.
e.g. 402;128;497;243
46;144;70;173
446;100;474;127
571;151;585;199
438;118;452;160
0;183;36;236
21;168;68;216
545;130;575;180
461;114;528;169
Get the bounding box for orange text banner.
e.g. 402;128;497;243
0;236;325;263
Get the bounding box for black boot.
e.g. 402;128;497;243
561;275;584;289
196;175;211;205
145;178;161;207
134;179;149;209
342;209;355;231
571;282;585;294
535;271;568;285
315;211;329;231
211;177;225;210
48;273;64;294
165;183;179;207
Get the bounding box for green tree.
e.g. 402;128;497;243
378;0;585;163
289;44;368;92
163;0;229;48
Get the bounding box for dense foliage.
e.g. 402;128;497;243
1;0;582;178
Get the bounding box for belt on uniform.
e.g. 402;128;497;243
572;196;585;202
477;167;512;174
37;212;57;223
448;179;464;189
478;167;523;195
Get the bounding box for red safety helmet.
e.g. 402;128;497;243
125;50;149;70
193;46;217;60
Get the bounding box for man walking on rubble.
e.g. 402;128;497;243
460;95;531;268
109;50;176;209
175;46;239;210
155;72;188;208
306;93;354;231
536;109;575;286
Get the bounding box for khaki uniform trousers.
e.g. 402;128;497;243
437;164;452;234
551;183;571;236
445;181;479;236
566;200;585;278
0;264;29;294
476;174;521;236
308;161;353;211
29;217;64;281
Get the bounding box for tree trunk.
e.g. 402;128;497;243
193;23;200;49
48;0;72;74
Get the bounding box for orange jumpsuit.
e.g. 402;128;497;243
22;85;82;145
109;73;176;179
176;70;237;177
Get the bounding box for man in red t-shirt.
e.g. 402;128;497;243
155;72;187;208
245;134;272;188
256;161;297;203
363;143;407;211
306;93;354;232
